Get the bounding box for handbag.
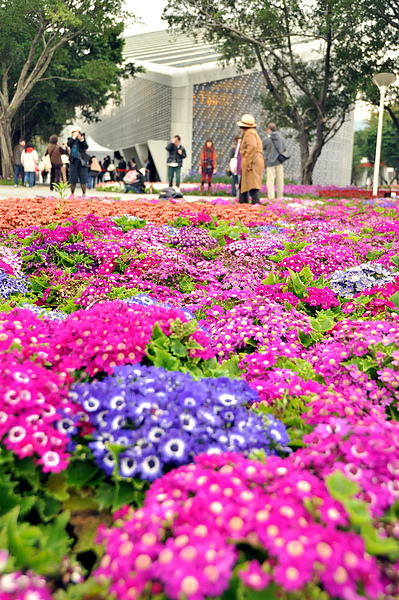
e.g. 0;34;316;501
107;163;116;172
228;139;241;175
79;152;91;168
123;170;137;185
42;154;52;171
271;138;290;163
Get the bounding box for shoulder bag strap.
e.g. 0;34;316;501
233;139;241;159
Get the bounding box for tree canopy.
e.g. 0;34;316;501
0;0;142;177
162;0;387;184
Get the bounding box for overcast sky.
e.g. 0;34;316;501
124;0;167;35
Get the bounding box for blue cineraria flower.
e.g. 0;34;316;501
329;262;397;299
123;293;198;323
20;303;67;321
158;430;190;464
162;224;180;236
71;364;289;481
124;293;158;306
0;271;29;298
139;449;164;480
119;450;139;478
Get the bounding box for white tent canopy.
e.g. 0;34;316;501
86;135;114;158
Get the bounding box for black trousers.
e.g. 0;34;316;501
239;189;260;204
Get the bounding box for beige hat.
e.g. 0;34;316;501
70;126;81;134
237;114;257;128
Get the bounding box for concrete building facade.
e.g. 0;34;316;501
81;30;354;186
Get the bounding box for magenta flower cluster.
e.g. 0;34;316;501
96;452;385;600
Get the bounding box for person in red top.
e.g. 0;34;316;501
199;139;217;195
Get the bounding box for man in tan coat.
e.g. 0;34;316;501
237;114;264;204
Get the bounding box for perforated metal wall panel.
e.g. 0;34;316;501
192;73;267;173
84;77;172;150
192;72;354;185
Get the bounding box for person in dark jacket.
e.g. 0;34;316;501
144;154;157;193
13;139;26;187
117;156;127;181
262;122;287;200
67;126;89;195
45;135;69;190
165;135;186;189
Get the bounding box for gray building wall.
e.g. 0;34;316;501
82;59;354;186
88;77;172;149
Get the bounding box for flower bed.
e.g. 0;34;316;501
1;194;399;599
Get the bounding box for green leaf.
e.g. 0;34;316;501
95;483;117;511
146;346;181;370
45;473;70;502
113;481;140;511
360;522;399;557
34;494;62;522
170;338;188;357
299;266;314;281
237;581;278;600
297;328;315;347
388;291;399;307
262;272;276;285
326;470;359;499
66;460;100;489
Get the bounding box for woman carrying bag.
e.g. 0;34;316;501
236;114;264;204
45;135;69;190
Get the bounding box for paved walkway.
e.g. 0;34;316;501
0;184;234;202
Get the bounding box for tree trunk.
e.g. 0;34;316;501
0;112;14;179
297;128;312;184
302;163;314;185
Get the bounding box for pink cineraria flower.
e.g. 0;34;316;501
238;560;271;590
0;351;76;472
95;453;385;600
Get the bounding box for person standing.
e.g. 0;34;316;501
45;135;69;190
20;142;39;188
13;139;26;187
67;126;89;196
229;135;241;197
89;156;102;189
236;114;264;204
144;154;157;193
166;135;186;190
117;156;127;181
199;139;217;195
263;122;287;200
61;148;69;183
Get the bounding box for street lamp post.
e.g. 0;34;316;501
372;73;396;197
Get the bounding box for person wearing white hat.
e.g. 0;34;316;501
67;127;89;195
236;114;264;204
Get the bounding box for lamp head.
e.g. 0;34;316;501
372;73;396;89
